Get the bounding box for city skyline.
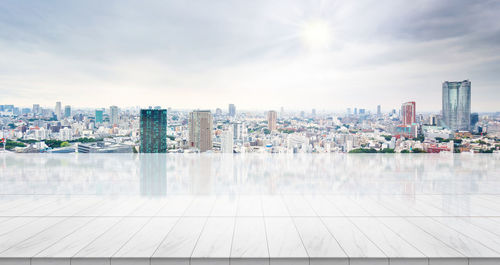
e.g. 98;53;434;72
1;1;500;111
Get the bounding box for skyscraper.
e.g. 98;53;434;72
189;110;213;152
221;129;233;153
32;104;40;114
140;109;167;153
64;105;71;118
95;109;104;123
442;80;471;131
233;122;245;140
429;115;437;126
228;104;236;117
377;105;381;115
267;110;277;131
110;106;119;125
401;101;416;125
470;112;479;130
55;101;62;120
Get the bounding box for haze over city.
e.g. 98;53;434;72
1;0;500;111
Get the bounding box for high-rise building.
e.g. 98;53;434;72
95;109;104;123
233;122;245;140
429;115;437;126
55;101;62;120
442;80;471;131
470;112;479;128
347;108;351;115
359;109;366;115
110;106;119;125
267;110;277;131
401;101;416;125
312;108;316;117
228;104;236;117
32;104;40;114
140;109;167;153
377;105;381;115
189;110;213;152
221;129;233;153
354;108;358;115
64;105;71;118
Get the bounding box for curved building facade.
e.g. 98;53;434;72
442;80;471;131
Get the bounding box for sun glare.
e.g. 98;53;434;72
300;19;332;50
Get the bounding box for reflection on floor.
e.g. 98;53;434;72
0;154;499;264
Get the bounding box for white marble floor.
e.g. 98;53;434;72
0;194;499;265
0;154;499;265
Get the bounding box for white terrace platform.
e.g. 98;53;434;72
0;154;499;265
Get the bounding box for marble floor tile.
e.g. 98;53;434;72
183;196;216;217
293;217;347;258
350;217;425;258
321;217;386;258
407;217;500;257
153;217;207;258
0;217;65;253
231;218;268;259
210;196;238;217
128;199;169;217
282;195;316;217
0;217;38;236
74;217;149;258
155;197;193;217
35;217;121;258
324;197;371;217
191;217;234;259
303;195;343;217
261;196;288;217
432;217;500;253
113;217;178;258
237;196;262;217
378;217;464;258
0;217;92;257
264;217;308;259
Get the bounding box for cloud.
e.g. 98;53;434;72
0;0;499;111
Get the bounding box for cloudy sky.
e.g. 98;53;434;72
1;0;499;112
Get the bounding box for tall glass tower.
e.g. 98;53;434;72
140;109;167;153
95;109;104;123
442;80;471;131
